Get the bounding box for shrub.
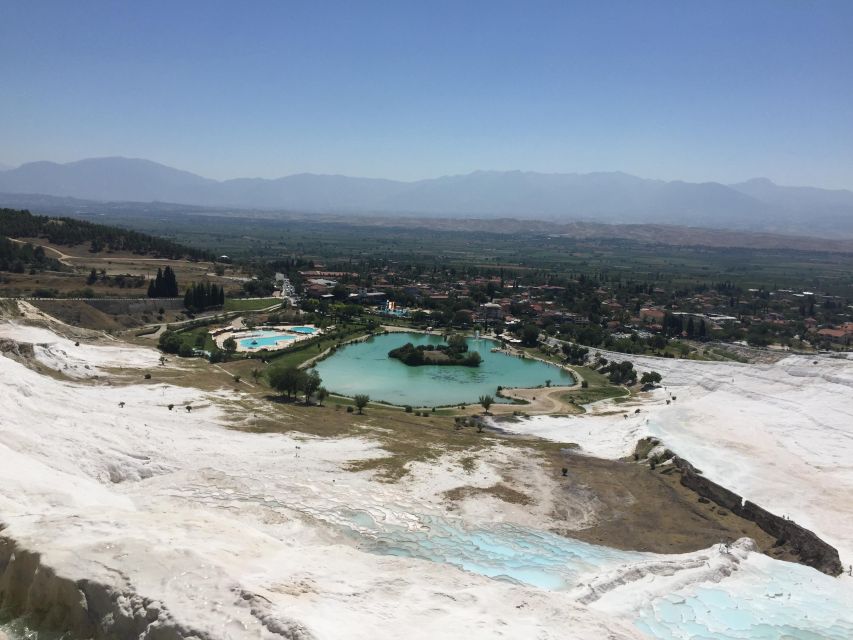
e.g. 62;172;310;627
346;405;354;413
354;394;369;414
405;405;413;413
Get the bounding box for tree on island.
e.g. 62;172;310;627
479;394;493;414
354;394;370;414
464;351;482;366
447;333;468;352
388;334;480;367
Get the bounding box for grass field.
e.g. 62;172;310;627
223;297;281;312
561;366;630;408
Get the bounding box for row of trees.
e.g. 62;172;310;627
147;266;179;297
184;281;225;311
266;366;372;412
267;367;325;405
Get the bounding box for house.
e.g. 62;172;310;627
478;302;504;321
347;290;388;304
639;308;666;323
816;325;853;346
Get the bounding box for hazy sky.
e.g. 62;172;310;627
1;1;851;188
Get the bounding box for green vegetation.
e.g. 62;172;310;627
158;326;218;357
601;360;637;385
0;208;210;260
0;236;62;273
184;281;225;310
388;337;482;367
640;371;662;385
223;297;281;312
267;365;323;403
562;366;630;408
147;266;180;297
354;394;370;414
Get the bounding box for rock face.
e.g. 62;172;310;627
0;535;209;640
0;338;35;358
672;456;844;576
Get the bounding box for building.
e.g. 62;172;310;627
816;324;853;346
478;302;504;321
639;308;666;323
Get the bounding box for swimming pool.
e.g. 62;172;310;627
289;326;317;334
237;331;297;349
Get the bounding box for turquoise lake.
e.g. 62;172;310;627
312;332;573;406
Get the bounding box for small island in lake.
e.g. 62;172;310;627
388;334;482;367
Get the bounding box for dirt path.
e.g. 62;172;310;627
8;237;75;266
493;384;580;415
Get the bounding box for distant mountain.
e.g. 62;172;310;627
0;158;216;203
0;162;14;172
1;157;851;236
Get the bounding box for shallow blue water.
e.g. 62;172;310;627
333;509;853;640
337;510;640;590
313;332;573;406
237;330;297;348
289;326;317;334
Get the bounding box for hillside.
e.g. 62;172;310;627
2;157;852;237
0;208;211;261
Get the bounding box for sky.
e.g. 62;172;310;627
1;0;852;189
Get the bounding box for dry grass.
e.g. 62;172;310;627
443;483;533;506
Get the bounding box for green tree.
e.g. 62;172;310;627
479;394;493;413
354;394;370;414
521;324;540;347
640;371;662;385
464;351;482;366
302;370;322;405
316;386;329;406
268;366;304;398
222;336;237;359
447;333;468;353
158;331;182;354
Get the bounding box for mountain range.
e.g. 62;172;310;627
2;157;852;237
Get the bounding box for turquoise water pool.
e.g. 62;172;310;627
238;331;297;349
312;332;573;406
289;326;317;334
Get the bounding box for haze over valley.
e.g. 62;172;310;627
2;157;853;237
